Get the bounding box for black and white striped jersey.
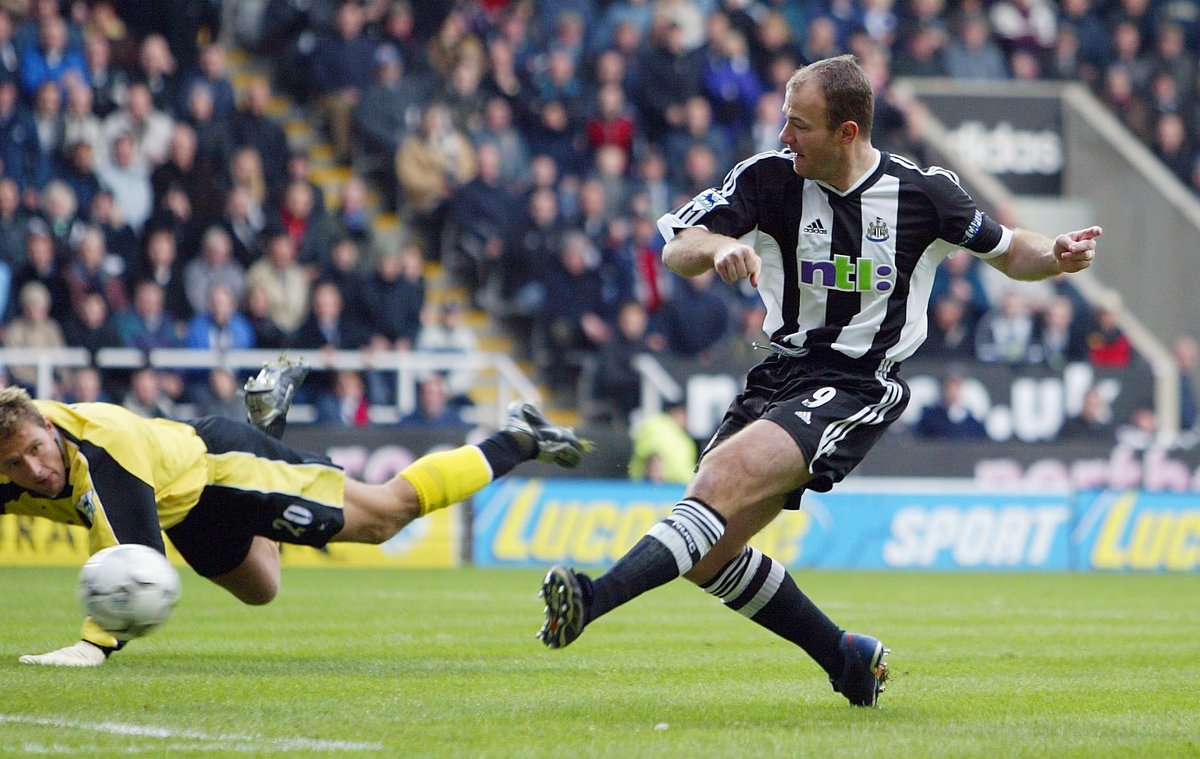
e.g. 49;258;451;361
657;149;1012;365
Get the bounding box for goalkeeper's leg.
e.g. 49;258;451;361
333;402;589;543
207;536;282;605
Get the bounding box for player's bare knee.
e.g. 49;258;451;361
340;481;419;544
687;464;743;520
212;571;279;605
237;579;278;606
369;486;420;542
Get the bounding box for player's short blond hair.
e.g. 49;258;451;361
0;386;45;439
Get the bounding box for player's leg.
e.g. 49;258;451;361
680;498;847;677
539;418;809;648
245;355;590;530
538;361;898;704
166;478;285;607
694;536;888;706
333;402;590;542
244;355;310;439
244;358;556;539
206;536;282;604
690;372;905;706
202;400;589;550
333;475;420;543
686;493;844;680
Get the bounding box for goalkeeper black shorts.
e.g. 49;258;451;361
166;416;347;577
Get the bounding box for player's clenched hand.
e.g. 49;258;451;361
713;241;761;287
1054;226;1102;273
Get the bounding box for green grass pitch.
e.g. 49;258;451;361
1;566;1197;758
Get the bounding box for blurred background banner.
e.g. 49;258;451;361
0;517;89;565
920;91;1065;195
472;478;1198;573
0;508;459;568
471;478;1075;572
1074;490;1200;572
6;479;1195;573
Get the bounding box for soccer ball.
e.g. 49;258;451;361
78;544;181;639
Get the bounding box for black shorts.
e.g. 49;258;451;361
700;350;910;509
165;417;347;577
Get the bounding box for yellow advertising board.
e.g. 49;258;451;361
0;506;459;569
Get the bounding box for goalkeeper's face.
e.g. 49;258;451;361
0;418;66;497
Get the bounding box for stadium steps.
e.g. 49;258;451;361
226;49;572;426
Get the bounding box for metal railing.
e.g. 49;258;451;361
0;347;541;427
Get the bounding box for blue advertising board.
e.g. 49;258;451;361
1074;491;1200;572
472;479;1079;571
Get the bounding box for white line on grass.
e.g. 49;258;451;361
0;714;383;753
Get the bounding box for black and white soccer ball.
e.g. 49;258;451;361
77;544;181;639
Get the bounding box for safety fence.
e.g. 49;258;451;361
3;478;1195;573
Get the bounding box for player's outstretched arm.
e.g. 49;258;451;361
19;640;108;667
986;226;1103;281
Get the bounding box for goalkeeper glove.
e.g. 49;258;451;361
19;640;110;667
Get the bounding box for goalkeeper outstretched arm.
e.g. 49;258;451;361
19;616;124;667
20;640;109;667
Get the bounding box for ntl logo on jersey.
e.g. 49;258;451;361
799;215;896;293
800;254;894;293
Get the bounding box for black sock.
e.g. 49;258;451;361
477;432;528;478
702;546;844;676
585;498;725;623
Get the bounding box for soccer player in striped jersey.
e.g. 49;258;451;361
538;54;1101;707
1;367;588;667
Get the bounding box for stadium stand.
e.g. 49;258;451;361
0;0;1198;445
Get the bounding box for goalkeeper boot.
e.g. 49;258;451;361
830;632;890;707
537;565;589;649
502;402;592;468
245;354;309;438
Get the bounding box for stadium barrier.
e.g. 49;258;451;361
1;349;1194;572
0;346;539;426
471;478;1199;573
0;507;460;569
5;478;1194;573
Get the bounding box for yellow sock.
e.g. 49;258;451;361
398;445;494;516
82;617;119;649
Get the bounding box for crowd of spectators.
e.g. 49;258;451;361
0;0;1197;439
0;0;448;424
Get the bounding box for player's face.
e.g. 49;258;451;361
0;418;66;497
779;81;842;181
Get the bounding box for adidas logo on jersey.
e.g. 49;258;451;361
802;219;828;235
795;410;812;424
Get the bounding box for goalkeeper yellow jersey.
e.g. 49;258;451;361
0;401;209;552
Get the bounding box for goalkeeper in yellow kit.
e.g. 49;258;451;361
0;358;588;666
